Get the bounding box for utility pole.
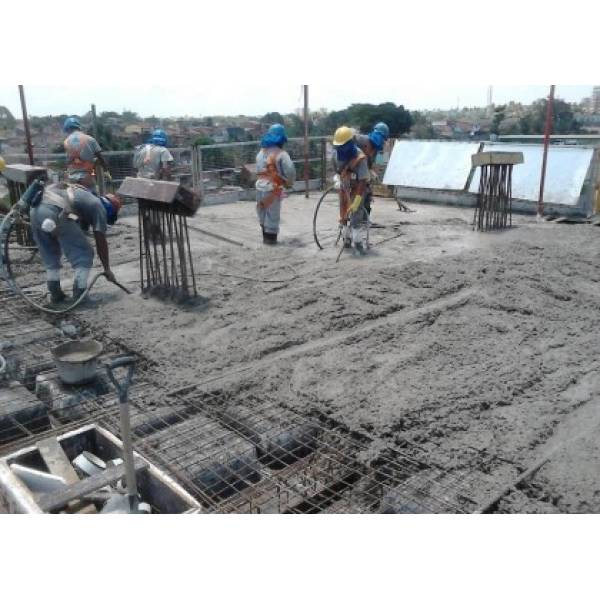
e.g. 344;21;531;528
91;103;106;194
538;85;555;218
18;85;34;165
303;84;309;198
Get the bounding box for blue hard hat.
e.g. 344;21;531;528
150;128;168;146
268;123;287;143
368;130;385;152
63;116;82;133
373;122;390;139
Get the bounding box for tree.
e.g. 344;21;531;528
491;105;506;135
284;113;307;137
410;111;435;139
517;98;581;135
0;106;16;130
122;110;140;123
314;103;413;137
261;112;284;126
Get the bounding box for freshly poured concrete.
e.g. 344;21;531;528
22;192;600;513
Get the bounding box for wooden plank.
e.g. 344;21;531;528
471;151;524;167
37;457;148;512
36;437;79;485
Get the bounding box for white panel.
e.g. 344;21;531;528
383;140;480;189
470;143;593;207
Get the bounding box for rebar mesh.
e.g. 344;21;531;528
0;286;482;514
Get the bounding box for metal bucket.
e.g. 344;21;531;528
51;340;103;385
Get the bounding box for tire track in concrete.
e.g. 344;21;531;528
169;285;476;396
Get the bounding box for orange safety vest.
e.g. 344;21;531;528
339;151;367;222
257;150;287;210
64;132;96;175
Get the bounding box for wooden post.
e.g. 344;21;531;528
18;85;34;165
538;85;555;218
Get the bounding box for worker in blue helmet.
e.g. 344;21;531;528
353;122;390;219
255;123;296;244
63;116;109;191
133;128;174;180
21;179;121;304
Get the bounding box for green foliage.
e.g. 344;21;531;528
518;98;581;135
261;112;284;125
314;103;414;137
0;106;16;130
491;105;506;135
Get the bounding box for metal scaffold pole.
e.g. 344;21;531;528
303;84;309;198
538;84;555;218
18;85;34;166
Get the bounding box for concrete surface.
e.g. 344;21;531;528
9;191;600;512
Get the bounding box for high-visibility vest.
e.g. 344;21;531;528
257;149;287;210
64;133;96;175
339;151;367;221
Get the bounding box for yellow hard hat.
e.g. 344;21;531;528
0;156;5;172
333;126;354;146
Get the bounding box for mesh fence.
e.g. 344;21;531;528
2;137;332;198
196;137;329;195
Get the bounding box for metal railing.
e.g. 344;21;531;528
3;137;332;200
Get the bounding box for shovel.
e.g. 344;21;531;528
106;355;140;513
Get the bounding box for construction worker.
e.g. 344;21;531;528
17;179;121;303
133;129;174;180
354;122;389;217
332;126;370;256
63;116;109;191
255;123;296;245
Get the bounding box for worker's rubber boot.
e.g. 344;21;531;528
263;232;278;245
72;283;86;301
47;281;66;304
353;242;367;257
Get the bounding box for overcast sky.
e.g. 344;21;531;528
0;85;594;119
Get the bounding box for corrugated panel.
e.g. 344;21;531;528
383;141;480;189
470;143;594;207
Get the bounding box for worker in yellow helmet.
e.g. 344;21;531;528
331;126;370;256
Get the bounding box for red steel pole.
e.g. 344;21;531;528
538;85;555;217
18;85;34;166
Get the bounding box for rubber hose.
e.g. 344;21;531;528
1;206;122;315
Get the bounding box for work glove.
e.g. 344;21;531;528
370;169;379;183
333;174;341;190
347;195;362;215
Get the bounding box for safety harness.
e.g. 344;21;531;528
64;132;96;176
257;149;288;210
339;150;367;221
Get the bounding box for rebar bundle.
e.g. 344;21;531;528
471;151;524;232
138;201;197;301
473;163;513;231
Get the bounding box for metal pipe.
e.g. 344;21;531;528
18;85;34;166
303;85;309;198
538;85;555;218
